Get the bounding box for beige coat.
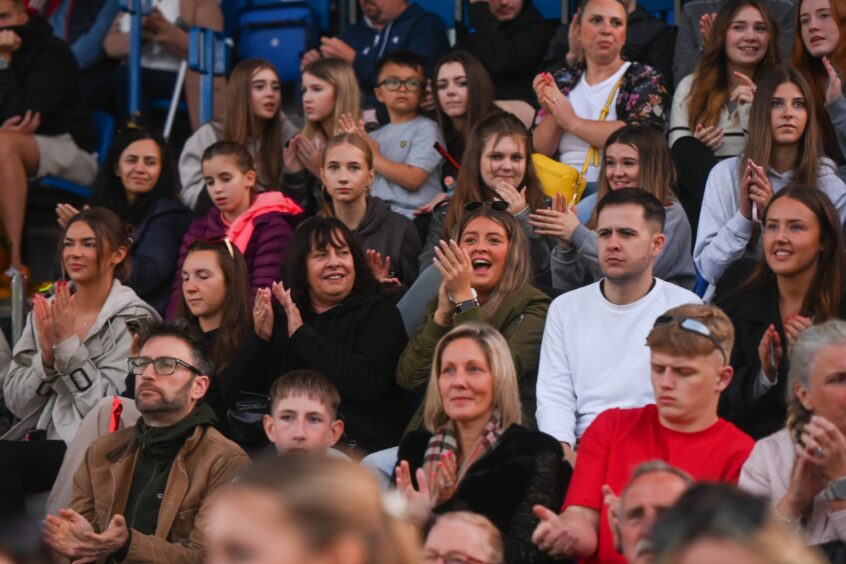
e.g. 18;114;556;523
70;423;249;563
103;0;225;130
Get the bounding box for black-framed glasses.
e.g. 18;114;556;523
127;356;202;376
652;315;727;363
378;77;424;91
464;201;509;213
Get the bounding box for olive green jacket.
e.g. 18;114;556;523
396;284;549;435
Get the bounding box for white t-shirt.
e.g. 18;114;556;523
557;62;630;182
119;0;182;73
535;277;701;446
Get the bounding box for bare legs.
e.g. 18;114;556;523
0;131;40;269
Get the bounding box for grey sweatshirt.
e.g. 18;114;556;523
694;156;846;284
550;199;697;292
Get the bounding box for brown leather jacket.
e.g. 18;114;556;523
70;423;249;563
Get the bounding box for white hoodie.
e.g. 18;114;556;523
694;156;846;285
2;280;159;443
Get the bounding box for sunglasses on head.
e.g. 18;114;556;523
464;201;509;213
652;315;727;364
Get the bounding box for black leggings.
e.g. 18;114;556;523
0;440;66;518
672;136;719;242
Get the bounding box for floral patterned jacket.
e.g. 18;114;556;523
546;61;669;129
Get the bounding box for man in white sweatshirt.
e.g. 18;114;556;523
536;188;701;464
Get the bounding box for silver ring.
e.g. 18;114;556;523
442;481;454;488
816;446;826;458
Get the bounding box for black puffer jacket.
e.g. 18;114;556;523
458;0;555;104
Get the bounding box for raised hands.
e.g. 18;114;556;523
494;181;528;215
283;136;305;173
740;159;772;220
730;71;757;106
283;134;325;177
699;12;717;49
529;193;581;248
253;287;274;341
566;10;582;67
55;203;82;229
432;240;474;324
823;56;843;105
33;292;55;368
337;113;379;154
51;279;76;344
784;315;814;351
757;324;783;383
796;415;846;483
318;36;356;63
366;249;400;288
271;281;304;337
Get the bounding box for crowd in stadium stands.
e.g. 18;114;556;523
1;0;846;560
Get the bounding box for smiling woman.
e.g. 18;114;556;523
715;187;846;439
223;217;411;454
398;207;550;433
394;323;570;564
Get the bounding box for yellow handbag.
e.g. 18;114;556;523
532;76;623;205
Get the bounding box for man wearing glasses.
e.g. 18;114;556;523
44;319;248;563
532;303;755;563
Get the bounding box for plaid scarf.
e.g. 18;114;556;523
423;411;504;498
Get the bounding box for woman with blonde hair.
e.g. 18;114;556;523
282;58;362;214
205;455;420;564
398;207;550;432
740;320;846;553
179;59;301;210
395;322;569;563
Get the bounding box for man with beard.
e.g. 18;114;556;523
300;0;449;109
536;188;701;465
43;319;248;563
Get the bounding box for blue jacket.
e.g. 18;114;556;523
129;197;191;316
338;3;449;106
48;0;119;70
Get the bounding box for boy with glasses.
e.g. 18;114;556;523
532;303;755;563
353;50;444;221
45;319;248;563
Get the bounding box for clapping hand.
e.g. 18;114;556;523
253;287;274;341
366;250;401;288
33;292;55;368
51;280;76;344
44;509;129;563
797;415;846;483
283;136;304;173
823;56;843;105
740;159;772;220
529;193;580;248
271;281;303;337
494;182;528;215
295;135;324;177
602;485;621;551
757;324;783;382
699;12;717;49
784;315;813;351
532;505;577;558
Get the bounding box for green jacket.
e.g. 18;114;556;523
396;284;549;435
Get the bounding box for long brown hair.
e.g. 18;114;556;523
687;0;781;128
791;0;846;164
301;58;361;141
176;240;252;372
62;207;133;282
588;124;677;229
433;50;497;161
444;112;546;237
742;66;822;187
455;207;531;318
320;133;375;217
222;59;283;190
735;186;844;320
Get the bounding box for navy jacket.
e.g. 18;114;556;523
338;3;450;106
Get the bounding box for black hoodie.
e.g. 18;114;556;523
352;196;421;285
458;0;556;105
0;15;96;151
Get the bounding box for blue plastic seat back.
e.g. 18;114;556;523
238;2;316;83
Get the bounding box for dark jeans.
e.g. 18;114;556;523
672;136;718;242
0;440;66;518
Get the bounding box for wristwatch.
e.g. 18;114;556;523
824;477;846;501
448;287;479;314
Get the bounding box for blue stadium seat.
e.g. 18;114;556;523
38;111;115;198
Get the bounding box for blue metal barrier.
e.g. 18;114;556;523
119;0;152;126
188;27;231;126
